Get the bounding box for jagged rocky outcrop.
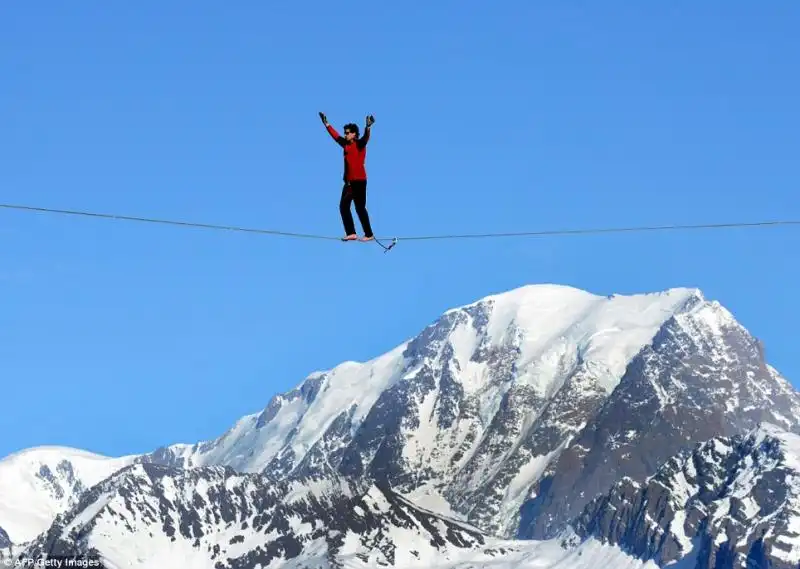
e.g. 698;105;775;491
518;298;800;540
17;463;494;569
572;423;800;569
0;526;10;549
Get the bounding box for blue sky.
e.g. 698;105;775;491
1;2;798;459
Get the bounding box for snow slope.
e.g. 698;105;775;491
0;446;137;546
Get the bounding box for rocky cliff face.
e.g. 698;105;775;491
0;526;10;549
573;423;800;569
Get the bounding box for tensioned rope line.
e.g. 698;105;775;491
398;219;800;240
0;203;341;240
1;202;799;243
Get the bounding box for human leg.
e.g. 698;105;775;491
350;180;373;238
339;183;357;238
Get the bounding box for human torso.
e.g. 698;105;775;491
343;140;367;181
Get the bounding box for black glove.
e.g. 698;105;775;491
319;112;328;124
366;114;375;127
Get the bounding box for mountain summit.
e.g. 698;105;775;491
144;285;708;533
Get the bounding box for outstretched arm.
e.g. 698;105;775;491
357;126;370;148
327;124;346;146
357;114;374;148
319;112;345;146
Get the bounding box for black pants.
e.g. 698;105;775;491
340;180;373;238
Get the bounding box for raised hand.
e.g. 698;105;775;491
319;112;328;124
366;114;375;127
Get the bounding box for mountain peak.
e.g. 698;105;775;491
152;285;707;474
445;283;704;320
0;446;137;546
438;284;704;394
120;283;726;544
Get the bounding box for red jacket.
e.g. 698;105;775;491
326;124;370;181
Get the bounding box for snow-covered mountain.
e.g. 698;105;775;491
17;464;483;568
0;446;137;547
12;424;800;568
144;285;710;536
573;423;800;568
143;285;799;539
13;461;660;569
2;283;799;568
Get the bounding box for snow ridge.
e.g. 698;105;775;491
0;446;137;546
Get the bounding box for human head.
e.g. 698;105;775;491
343;123;359;141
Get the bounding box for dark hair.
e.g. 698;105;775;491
343;123;359;136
